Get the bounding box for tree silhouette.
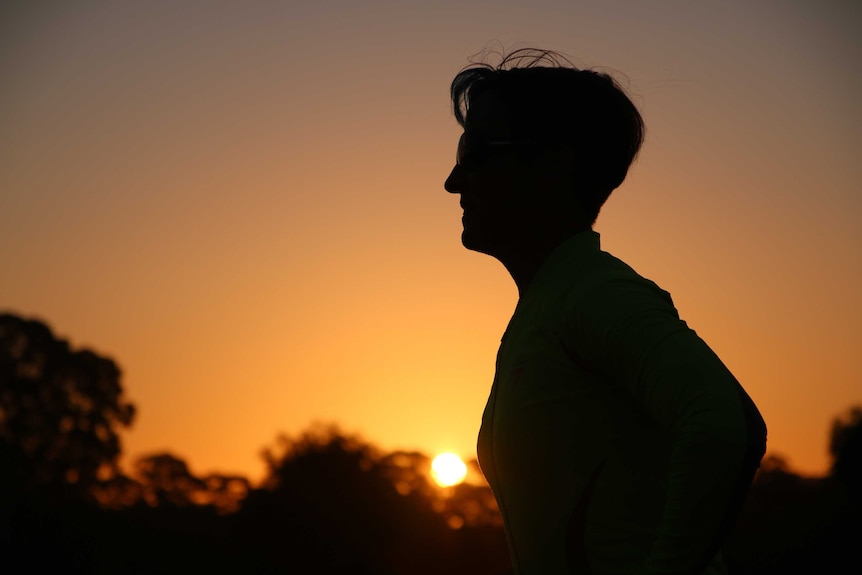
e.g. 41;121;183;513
828;404;862;501
129;452;249;513
234;424;455;574
135;452;207;508
90;470;145;510
197;471;251;514
0;312;135;499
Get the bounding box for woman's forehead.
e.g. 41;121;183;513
464;91;513;136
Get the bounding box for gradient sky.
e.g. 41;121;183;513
2;0;860;483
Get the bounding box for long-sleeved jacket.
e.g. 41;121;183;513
476;231;767;575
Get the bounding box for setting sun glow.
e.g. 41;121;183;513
431;453;468;487
0;2;858;485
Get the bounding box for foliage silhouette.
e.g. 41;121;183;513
236;424;456;574
130;452;250;513
0;312;135;500
829;404;862;499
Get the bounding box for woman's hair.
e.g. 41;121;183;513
450;48;645;224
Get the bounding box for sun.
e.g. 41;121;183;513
430;453;468;487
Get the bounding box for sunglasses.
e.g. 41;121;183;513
456;133;520;170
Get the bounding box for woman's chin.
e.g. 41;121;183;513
461;229;494;255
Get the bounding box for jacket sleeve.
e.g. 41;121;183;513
565;276;767;575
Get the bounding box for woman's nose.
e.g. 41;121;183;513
444;165;463;194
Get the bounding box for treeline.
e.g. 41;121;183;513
3;424;508;574
1;312;859;574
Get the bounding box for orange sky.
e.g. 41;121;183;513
2;1;860;483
